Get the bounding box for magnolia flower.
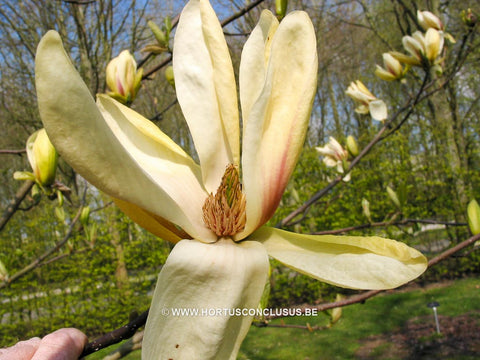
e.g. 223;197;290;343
346;80;388;121
417;10;444;31
417;10;456;43
375;53;405;81
106;50;143;104
14;129;58;187
35;0;427;358
316;137;351;181
391;29;444;67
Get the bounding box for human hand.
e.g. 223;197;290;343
0;328;87;360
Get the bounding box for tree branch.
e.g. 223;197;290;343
0;149;26;155
0;180;34;233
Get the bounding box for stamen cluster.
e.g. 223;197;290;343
202;164;246;237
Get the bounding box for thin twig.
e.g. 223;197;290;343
311;218;466;235
0;149;26;155
0;180;34;233
80;310;149;358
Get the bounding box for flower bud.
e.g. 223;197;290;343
362;198;371;222
417;10;444;31
467;199;480;235
330;294;345;325
106;50;143;105
386;186;401;209
275;0;288;20
346;135;359;157
80;206;91;227
0;259;8;282
26;129;58;187
462;9;477;28
165;66;175;89
148;20;168;48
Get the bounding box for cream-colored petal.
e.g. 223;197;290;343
173;0;239;193
389;51;421;66
113;198;189;244
255;227;427;290
239;10;278;131
143;238;269;360
425;28;442;61
375;66;397;81
369;99;388;121
96;96;215;241
239;11;318;239
35;31;215;241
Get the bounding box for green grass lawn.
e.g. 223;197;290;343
86;277;480;359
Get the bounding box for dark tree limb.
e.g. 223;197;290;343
0;180;34;233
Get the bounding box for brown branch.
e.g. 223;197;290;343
0;180;34;233
80;310;148;357
311;218;466;235
0;149;26;155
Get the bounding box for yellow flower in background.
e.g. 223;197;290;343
35;0;427;358
316;137;351;181
375;53;405;81
346;80;388;121
417;10;444;31
391;29;444;67
106;50;143;104
14;129;58;187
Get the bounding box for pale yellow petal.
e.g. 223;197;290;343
173;0;239;193
239;9;278;131
239;11;318;239
113;197;189;244
375;66;397;81
369;99;388;121
97;95;215;242
35;31;215;242
255;227;427;290
143;239;269;360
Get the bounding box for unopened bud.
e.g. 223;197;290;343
148;20;168;48
106;50;143;105
387;186;401;209
417;10;444;31
165;66;175;88
330;294;345;325
362;198;371;222
467;199;480;235
26;129;58;187
55;206;65;222
275;0;288;20
0;259;8;282
462;9;477;27
346;135;359;157
80;206;91;226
